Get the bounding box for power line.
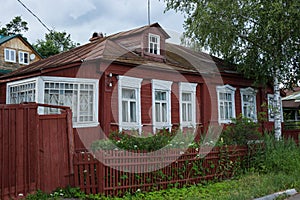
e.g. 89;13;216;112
16;0;52;32
15;0;84;61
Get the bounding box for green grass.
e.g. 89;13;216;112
114;172;299;200
25;171;300;200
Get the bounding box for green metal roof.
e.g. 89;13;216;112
0;34;19;45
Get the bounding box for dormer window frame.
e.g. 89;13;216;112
4;48;16;63
18;51;30;65
148;33;160;55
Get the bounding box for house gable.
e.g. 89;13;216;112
112;23;170;62
0;35;42;75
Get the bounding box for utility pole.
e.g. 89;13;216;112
148;0;151;25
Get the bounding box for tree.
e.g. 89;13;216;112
34;30;79;57
164;0;300;140
0;16;29;36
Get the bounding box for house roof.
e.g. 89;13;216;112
282;87;300;108
109;22;170;39
0;34;18;44
0;23;237;80
0;34;43;59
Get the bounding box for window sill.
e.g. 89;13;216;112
5;60;16;63
73;122;100;128
218;120;233;124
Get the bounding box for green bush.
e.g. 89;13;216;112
90;129;197;152
220;115;262;145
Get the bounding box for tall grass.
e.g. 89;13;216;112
250;134;300;176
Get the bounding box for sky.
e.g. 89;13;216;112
1;0;186;45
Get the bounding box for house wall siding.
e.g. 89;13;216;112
0;37;41;72
0;59;274;150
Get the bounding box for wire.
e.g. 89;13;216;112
16;0;52;32
16;0;84;61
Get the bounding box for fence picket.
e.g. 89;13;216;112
72;145;251;196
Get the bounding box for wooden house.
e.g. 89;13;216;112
282;88;300;124
0;23;277;149
0;34;42;75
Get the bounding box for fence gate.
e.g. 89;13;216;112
0;103;74;200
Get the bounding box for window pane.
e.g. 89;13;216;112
162;103;167;122
149;34;160;55
122;101;128;122
122;88;135;99
242;93;256;120
5;50;9;59
155;103;161;122
182;93;191;101
229;102;233;118
187;103;192;121
227;93;232;101
224;102;229;119
9;82;36;104
155;91;160;100
220;102;224;120
11;51;14;60
130;101;136;122
155;91;166;101
182;103;187;121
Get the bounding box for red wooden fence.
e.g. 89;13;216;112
0;103;74;200
0;104;38;200
73;146;250;196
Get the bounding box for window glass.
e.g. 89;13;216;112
149;34;160;55
155;91;168;123
7;77;98;127
9;82;36;103
44;82;95;123
121;88;137;123
19;51;29;65
217;85;236;123
4;48;16;62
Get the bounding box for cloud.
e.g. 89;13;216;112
0;0;185;45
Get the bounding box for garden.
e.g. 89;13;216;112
25;116;300;200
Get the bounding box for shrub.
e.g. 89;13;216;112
220;115;262;145
90;129;197;152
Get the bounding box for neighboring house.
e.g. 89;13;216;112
0;23;277;148
282;87;300;124
0;34;42;75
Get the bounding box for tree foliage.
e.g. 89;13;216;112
164;0;300;89
34;30;79;58
0;16;28;36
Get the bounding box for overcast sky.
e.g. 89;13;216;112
1;0;186;45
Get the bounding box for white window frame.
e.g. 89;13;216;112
216;84;236;124
6;77;38;103
240;87;257;121
179;82;197;130
4;48;16;63
6;76;99;128
118;76;143;134
148;33;160;55
18;51;30;65
152;79;172;132
267;94;283;122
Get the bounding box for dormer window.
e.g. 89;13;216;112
4;48;16;63
149;34;160;55
19;51;29;65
